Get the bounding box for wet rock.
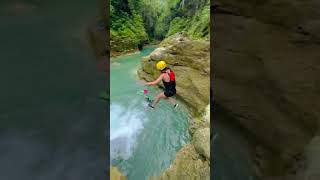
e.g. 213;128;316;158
149;47;167;60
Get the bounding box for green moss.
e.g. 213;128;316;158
110;0;149;53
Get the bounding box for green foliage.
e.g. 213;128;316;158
166;0;210;40
180;4;210;39
110;0;148;52
140;0;161;38
151;0;181;39
110;0;209;53
167;17;189;36
147;0;209;40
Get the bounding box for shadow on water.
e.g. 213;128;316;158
0;0;108;179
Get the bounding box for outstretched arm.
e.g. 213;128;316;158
143;74;164;86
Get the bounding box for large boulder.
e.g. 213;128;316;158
203;104;210;123
193;128;210;160
138;33;210;115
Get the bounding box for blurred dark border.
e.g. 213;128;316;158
101;0;111;178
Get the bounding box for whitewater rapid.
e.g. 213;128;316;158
110;100;146;161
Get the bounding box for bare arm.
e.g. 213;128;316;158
143;74;164;86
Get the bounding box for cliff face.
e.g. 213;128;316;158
213;0;320;179
138;33;210;115
139;33;210;180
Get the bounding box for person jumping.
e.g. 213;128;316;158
141;60;178;109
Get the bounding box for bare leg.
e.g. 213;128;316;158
167;97;177;105
151;92;166;107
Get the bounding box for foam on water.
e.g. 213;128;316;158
110;102;146;161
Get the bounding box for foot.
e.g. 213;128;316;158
148;101;155;108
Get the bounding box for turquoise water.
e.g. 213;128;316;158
110;48;190;180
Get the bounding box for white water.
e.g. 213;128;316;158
110;101;146;161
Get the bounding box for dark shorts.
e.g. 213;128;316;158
164;89;176;97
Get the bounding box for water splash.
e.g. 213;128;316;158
110;103;146;161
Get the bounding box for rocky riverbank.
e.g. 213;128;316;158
213;0;320;179
111;48;140;58
111;44;159;58
138;33;210;180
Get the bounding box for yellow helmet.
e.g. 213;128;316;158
156;60;167;71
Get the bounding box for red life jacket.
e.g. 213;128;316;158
168;70;175;81
162;69;176;91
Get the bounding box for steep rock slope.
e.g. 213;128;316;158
138;33;210;115
213;0;320;179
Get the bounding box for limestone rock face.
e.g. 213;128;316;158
213;0;320;178
213;0;320;157
138;33;210;115
193;128;210;160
